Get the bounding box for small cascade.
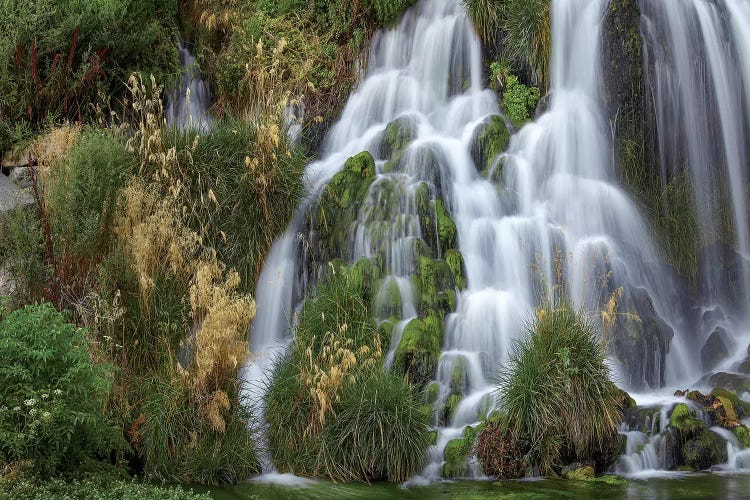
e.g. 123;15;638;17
166;41;213;131
710;427;750;471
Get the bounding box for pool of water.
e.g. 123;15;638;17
197;473;750;499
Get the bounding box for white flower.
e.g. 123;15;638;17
53;389;63;396
29;408;37;417
13;407;20;412
42;412;51;421
41;393;49;399
24;399;36;407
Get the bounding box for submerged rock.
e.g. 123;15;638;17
561;462;595;480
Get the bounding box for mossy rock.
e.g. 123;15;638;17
561;463;595;480
430;199;457;255
394;317;442;388
707;373;750;395
439;289;457;314
443;393;463;425
329;151;376;209
425;381;440;406
428;430;438;446
442;435;472;479
450;357;467;394
375;278;402;319
445;249;467;290
669;403;705;438
711;387;750;418
470;115;510;177
733;426;750;448
681;430;728;471
380;115;417;165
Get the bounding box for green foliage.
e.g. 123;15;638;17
498;303;622;475
47;129;134;260
162;119;305;290
0;0;178;144
465;0;551;87
0;475;209;500
0;303;126;473
138;376;259;485
501;74;541;126
265;267;430;482
0;207;48;304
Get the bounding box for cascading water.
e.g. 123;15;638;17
242;0;711;480
166;41;213;131
641;0;750;375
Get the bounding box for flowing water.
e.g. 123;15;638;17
166;41;213;131
242;0;750;481
641;0;750;363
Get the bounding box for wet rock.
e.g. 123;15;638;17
445;249;466;290
682;431;727;471
442;426;478;479
608;285;674;389
394;317;442;388
705;372;750;395
379;115;417;166
561;462;595;480
0;173;34;223
698;242;749;315
701;327;733;372
669;403;706;438
469;115;509;177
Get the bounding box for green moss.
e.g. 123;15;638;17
682;431;727;471
478;115;510;174
734;427;750;448
445;249;467;290
431;199;457;255
444;393;464;424
669;403;705;436
450;357;467;394
382;116;416;165
502;75;541;126
425;381;441;406
562;464;595;480
394;318;442;387
443;436;472;479
712;387;750;416
375;278;403;319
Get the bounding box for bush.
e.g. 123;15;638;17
265;266;431;482
0;475;210;500
475;417;526;479
0;207;48;304
501;74;541;125
497;303;621;475
0;0;178;139
47;129;134;261
0;303;126;473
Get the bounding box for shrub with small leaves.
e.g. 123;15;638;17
0;303;126;473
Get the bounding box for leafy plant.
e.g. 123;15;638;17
501;74;541;125
497;302;621;475
0;303;126;473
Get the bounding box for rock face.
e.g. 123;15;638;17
0;173;34;223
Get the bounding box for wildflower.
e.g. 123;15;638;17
24;399;36;407
29;408;37;417
13;407;20;412
53;389;62;396
42;412;51;421
41;393;49;399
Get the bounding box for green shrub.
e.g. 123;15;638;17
0;475;210;500
0;0;178;136
0;303;126;473
0;207;48;304
498;302;621;475
501;74;541;125
265;266;430;482
47;129;134;261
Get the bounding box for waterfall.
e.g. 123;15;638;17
242;0;696;479
166;41;213;131
641;0;750;371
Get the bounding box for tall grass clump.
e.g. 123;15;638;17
265;265;431;482
497;302;622;475
464;0;551;88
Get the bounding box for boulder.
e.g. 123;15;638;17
8;166;35;189
561;462;595;480
0;173;34;223
469;115;510;177
701;327;733;372
682;431;727;471
394;317;442;388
